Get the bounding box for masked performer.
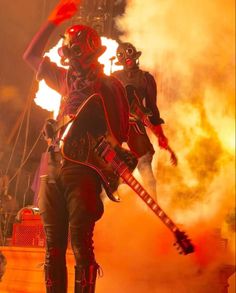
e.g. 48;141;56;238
23;1;131;292
112;42;177;200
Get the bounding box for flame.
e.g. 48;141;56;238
35;37;122;118
35;39;65;119
98;37;123;75
35;80;62;119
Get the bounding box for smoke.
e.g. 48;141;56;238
94;1;235;292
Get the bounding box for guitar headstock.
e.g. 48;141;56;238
174;229;194;255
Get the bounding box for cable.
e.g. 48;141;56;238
14;95;32;198
5;107;27;176
8;130;43;185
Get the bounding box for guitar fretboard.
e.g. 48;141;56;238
114;160;177;233
122;168;177;232
95;137;194;255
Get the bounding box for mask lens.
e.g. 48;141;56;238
126;47;134;56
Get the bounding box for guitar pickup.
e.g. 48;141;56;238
103;148;116;163
95;137;116;163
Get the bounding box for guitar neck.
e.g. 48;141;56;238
95;137;194;255
109;156;178;233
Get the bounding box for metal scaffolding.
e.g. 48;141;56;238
72;0;126;39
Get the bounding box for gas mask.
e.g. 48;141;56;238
116;42;142;70
58;25;106;73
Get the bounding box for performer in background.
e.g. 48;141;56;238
112;42;177;200
23;1;131;292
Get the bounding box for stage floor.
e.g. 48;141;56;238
0;245;235;293
0;246;75;293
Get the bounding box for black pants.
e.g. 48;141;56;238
38;157;104;270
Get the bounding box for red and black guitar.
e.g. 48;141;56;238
60;93;194;255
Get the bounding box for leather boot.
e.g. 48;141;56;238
74;263;99;293
44;264;67;293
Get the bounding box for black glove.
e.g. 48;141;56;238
115;146;138;172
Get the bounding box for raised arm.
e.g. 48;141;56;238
23;0;80;71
